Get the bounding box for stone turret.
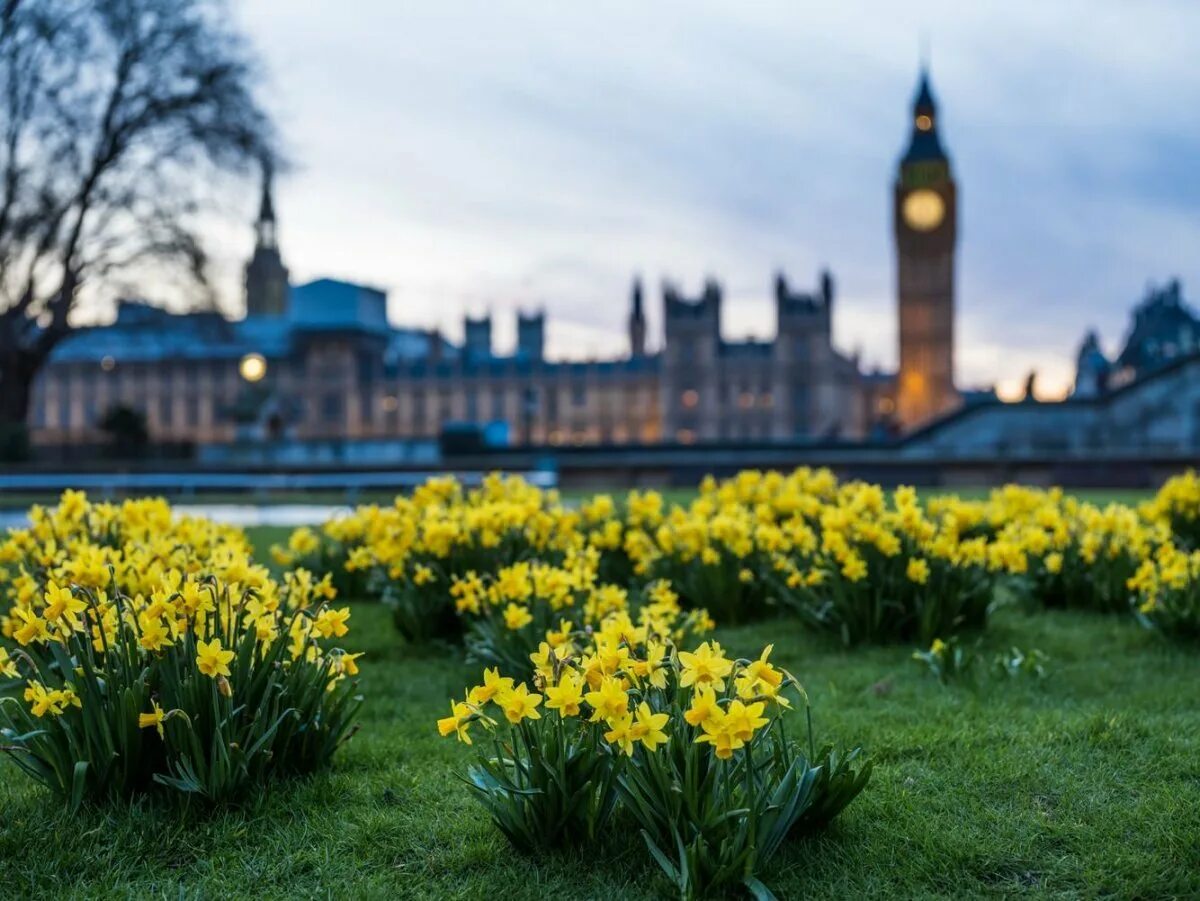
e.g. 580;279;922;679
244;161;290;318
628;277;647;358
517;310;545;362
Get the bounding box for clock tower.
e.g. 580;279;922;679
894;70;958;429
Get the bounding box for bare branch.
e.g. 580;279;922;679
0;0;274;427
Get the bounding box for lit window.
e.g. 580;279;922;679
738;391;754;409
381;395;399;413
677;428;696;444
916;114;932;131
681;389;699;409
760;391;774;408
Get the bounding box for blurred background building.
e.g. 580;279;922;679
28;72;966;455
24;70;1199;465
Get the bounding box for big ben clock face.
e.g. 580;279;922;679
902;188;945;231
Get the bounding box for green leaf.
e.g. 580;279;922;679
744;876;779;901
68;760;90;814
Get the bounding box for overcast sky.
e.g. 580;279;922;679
221;0;1200;399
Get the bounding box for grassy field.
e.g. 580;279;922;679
0;485;1156;512
0;489;406;510
0;525;1195;898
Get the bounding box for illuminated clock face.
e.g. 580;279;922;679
903;188;945;231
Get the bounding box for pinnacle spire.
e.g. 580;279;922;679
258;159;276;223
628;275;646;357
255;158;277;250
900;67;948;166
913;69;936;113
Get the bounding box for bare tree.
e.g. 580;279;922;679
0;0;274;445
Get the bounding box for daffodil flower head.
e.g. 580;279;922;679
678;641;734;693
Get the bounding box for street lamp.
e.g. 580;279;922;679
239;353;267;383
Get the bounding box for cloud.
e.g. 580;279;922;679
213;0;1200;397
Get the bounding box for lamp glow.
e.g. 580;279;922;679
239;353;267;382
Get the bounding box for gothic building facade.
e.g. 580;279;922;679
27;73;973;451
658;272;867;442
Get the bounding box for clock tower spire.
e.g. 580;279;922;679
894;68;958;429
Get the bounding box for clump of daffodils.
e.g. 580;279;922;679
919;484;1179;617
274;474;586;643
1143;469;1200;550
279;469;1010;644
771;483;994;644
453;550;712;677
987;490;1170;614
1128;542;1200;639
271;470;1198;653
0;491;255;626
438;617;870;898
0;492;361;808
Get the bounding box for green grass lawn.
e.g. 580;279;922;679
0;485;1156;512
246;524;295;554
1;555;1197;897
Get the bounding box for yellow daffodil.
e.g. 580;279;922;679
313;607;351;639
496;683;542;724
604;712;637;756
735;645;791;708
684;684;720;728
11;608;50;646
23;682;80;718
0;646;18;679
137;612;173;652
502;603;533;631
695;710;742;759
195;638;235;679
584;675;628;724
678;641;733;692
631;702;669;752
468;668;514;705
906;558;930;585
437;700;475;744
544;671;585;717
139;701;166;738
722;700;768;744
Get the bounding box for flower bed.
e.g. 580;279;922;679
0;493;361;808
